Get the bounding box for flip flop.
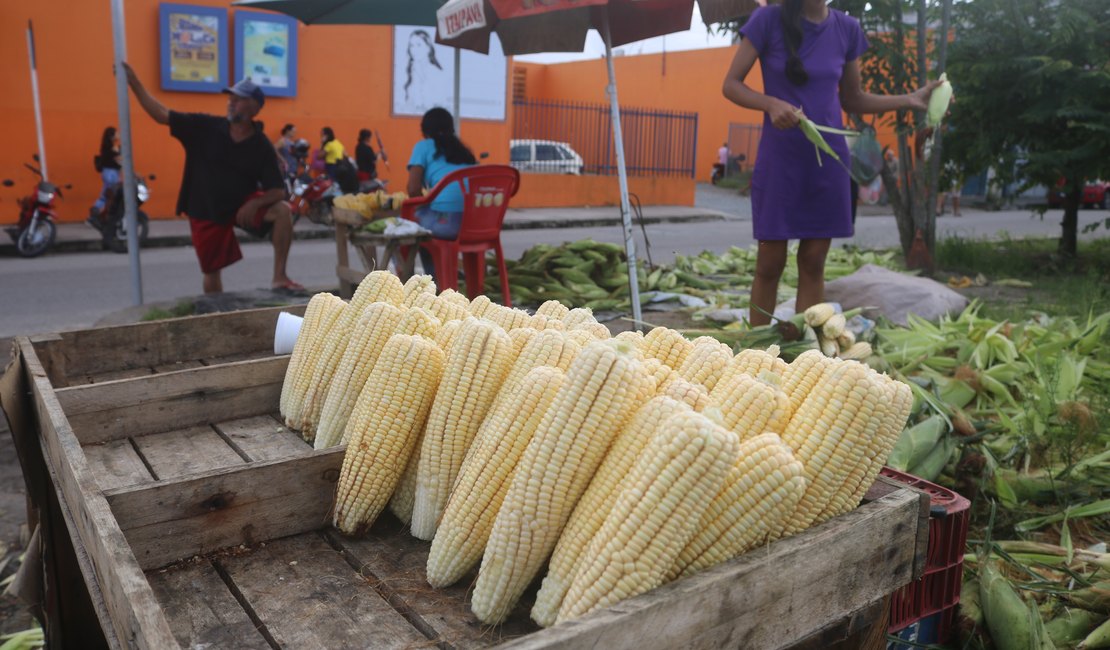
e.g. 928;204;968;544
272;280;306;293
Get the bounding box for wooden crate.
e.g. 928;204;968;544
1;311;929;650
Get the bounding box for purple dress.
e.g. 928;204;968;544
740;6;869;241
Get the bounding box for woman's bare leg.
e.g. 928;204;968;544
750;240;788;326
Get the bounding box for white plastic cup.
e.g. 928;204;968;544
274;312;304;355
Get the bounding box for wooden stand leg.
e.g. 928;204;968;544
334;223;353;299
354;243;378;273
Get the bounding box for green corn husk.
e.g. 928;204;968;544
1046;608;1104;647
927;73;954;128
908;433;956;482
980;560;1039;650
958;577;988;647
1016;500;1110;533
796;110;858;168
0;626;44;650
1068;581;1110;614
1078;616;1110;649
888;414;948;472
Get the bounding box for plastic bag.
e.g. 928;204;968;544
849;125;884;185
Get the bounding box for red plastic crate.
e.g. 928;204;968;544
881;466;971;644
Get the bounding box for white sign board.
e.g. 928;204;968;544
392;25;507;121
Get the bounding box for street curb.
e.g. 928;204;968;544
0;212;728;256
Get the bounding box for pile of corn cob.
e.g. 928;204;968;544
803;302;873;360
279;272;914;627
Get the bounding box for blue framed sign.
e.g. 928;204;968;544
234;10;298;97
159;3;228;93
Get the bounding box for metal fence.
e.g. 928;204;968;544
511;99;698;178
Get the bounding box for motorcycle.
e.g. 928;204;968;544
289;173;340;225
90;174;153;253
2;156;70;258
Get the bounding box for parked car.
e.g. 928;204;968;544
1046;179;1109;209
510;139;584;175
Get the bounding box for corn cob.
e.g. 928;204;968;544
282;294;346;433
350;270;405;309
780;349;835;416
840;341;873;361
280;293;343;420
437;288;471;309
389;450;420;525
535;300;570;320
472;340;652;624
411;291;469;323
837;330;856;349
641;327;694;370
314;302;405;449
819;336;840;358
678;337;734;393
708;372;783;439
529;313;567;331
396;307;441;339
411;318;514;540
613;330;645;348
485;305;532;331
926;73;953;128
333;334;445;535
821;313;846;340
641;357;678;392
571;321;611;340
669;433;805;580
491;330;582;414
509;327;538;354
728;346;785;379
836;374;913;515
777;362;887;536
562;307;596;327
427;367;565;588
402;274;436;306
565;329;601;347
661;377;712;413
532;395;695;627
556;410;738;623
435;319;463;351
469;294;495;318
803;303;836;328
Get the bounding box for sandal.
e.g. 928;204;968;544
272;280;306;293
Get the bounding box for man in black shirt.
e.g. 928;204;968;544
122;63;300;294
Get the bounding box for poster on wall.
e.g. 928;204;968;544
234;10;298;97
159;3;228;92
391;26;507;121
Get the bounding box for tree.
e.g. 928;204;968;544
944;0;1110;259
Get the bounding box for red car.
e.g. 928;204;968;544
1047;179;1109;209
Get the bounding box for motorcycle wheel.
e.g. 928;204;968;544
16;219;56;258
110;210;150;253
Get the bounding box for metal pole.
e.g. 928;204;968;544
453;47;462;133
600;13;642;329
26;22;48;180
110;0;144;305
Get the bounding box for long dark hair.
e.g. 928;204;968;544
405;30;442;100
281;123;295;136
421;108;476;165
358;128;372;143
781;0;808;86
99;126;117;159
321;126;335;144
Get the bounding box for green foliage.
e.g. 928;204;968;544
141;300;197;322
945;0;1110;200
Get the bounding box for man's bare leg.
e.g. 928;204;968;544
203;271;222;294
262;202;297;288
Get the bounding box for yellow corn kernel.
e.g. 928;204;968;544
641;327;694;370
437;288;471;309
708;372;781;441
280;293;344;420
402;274;437;306
780;349;835;417
396;307;441;339
349;270;405;310
678;336;734;393
282;294;347;434
469;294;495;318
491;330;582;415
535;300;570;320
561;307;596;327
529;313;567;331
571;321;611;340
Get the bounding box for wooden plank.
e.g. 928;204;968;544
213;415;310;462
28;333;66;387
83;439;155;491
498;487;922;650
152;360;205;374
336;264;369;286
53;304;306;379
328;516;538;649
132;426;246;481
217;532;429;649
55;357;288;444
147;561;271;649
16;338;180;649
84;366;156;385
199;351;269;366
105;449;343;570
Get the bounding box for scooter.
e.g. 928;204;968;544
289;173;340;224
2;155;70;258
90;174;154;253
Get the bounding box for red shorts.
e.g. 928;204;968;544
188;191;277;274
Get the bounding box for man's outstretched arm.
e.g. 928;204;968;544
121;62;170;125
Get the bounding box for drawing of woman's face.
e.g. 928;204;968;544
408;32;433;60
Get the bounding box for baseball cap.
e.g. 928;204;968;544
223;78;266;108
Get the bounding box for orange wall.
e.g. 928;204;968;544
0;1;512;222
519;48;899;182
512;174;694;209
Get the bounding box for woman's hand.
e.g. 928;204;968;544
907;79;944;112
767;98;801;130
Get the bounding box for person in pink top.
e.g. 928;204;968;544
723;0;941;325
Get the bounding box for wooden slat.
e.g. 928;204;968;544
105;449;343;570
152;360;205;374
498;487;922;650
213;415;309;462
51;304;307;379
328;517;538;649
217;532;429;649
83;366;156;385
15;338;180;649
132;426;246;481
55;357;288;444
83;439;155;491
147;561;271;649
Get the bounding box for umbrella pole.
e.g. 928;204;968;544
110;0;144;305
26;22;48;180
600;13;643;330
453;47;461;132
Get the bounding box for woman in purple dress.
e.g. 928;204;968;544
724;0;941;325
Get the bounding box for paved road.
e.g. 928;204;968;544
1;190;1105;339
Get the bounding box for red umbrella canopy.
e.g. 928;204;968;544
437;0;696;55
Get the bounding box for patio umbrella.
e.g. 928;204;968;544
438;0;704;327
232;0;466;130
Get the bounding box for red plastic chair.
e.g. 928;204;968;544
401;165;521;306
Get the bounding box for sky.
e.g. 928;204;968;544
514;4;736;64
